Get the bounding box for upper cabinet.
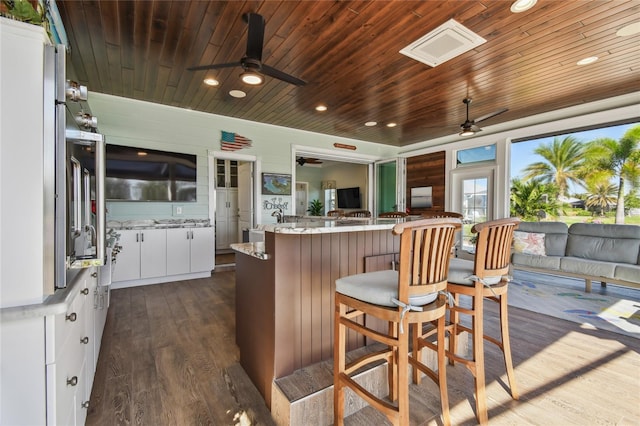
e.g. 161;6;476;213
216;159;238;188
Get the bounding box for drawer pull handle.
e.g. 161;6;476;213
81;288;89;295
66;312;77;322
81;401;90;409
67;376;78;386
91;272;98;278
80;336;89;344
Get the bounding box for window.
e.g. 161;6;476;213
456;144;496;166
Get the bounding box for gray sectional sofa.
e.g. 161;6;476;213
511;221;640;292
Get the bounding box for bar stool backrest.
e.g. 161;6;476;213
345;210;371;218
392;218;462;302
379;211;408;218
471;218;520;280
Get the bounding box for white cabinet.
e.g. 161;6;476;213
111;227;212;287
166;228;191;275
190;227;215;272
216;189;239;250
45;268;96;426
111;229;166;282
166;227;214;275
216;159;239;250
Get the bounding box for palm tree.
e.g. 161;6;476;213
510;178;560;220
585;125;640;223
522;135;585;200
585;178;617;216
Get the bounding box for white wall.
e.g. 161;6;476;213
89;91;639;222
89;93;398;221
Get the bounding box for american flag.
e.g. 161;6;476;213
221;131;252;151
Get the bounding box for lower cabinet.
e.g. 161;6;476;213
112;226;214;286
166;227;214;276
45;267;100;426
111;229;167;282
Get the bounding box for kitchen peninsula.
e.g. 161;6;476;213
232;217;408;406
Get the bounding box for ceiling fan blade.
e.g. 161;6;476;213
245;13;265;60
261;64;307;86
473;107;508;124
186;61;241;71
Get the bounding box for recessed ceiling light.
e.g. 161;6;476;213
364;121;377;127
315;105;328;112
577;56;598;66
616;22;640;37
240;71;264;85
137;151;148;156
510;0;537;13
386;122;397;128
203;78;219;86
229;90;246;98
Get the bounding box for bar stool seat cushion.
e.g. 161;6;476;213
448;258;502;286
336;270;438;307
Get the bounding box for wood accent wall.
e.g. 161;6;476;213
235;228;400;407
406;151;446;214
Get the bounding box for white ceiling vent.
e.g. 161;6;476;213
400;19;486;67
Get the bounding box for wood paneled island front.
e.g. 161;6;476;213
232;218;406;406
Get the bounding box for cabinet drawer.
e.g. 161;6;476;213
46;335;84;426
46;278;89;364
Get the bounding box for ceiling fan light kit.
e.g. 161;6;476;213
187;12;306;87
240;71;264;85
458;97;508;137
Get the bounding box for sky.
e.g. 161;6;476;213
510;121;639;195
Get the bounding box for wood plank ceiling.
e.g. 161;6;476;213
56;0;640;147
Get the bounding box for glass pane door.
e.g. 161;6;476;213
375;158;405;215
451;167;494;253
462;177;489;250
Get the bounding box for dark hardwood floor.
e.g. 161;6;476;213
87;272;640;425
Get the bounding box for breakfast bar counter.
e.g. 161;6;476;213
232;218;404;406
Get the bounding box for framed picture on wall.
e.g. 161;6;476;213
262;173;292;195
410;186;433;208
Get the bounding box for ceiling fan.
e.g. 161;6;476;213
187;12;306;87
459;98;508;136
297;157;323;166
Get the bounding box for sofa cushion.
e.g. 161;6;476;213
566;223;640;265
518;222;568;256
336;270;438;307
560;257;616;279
512;253;561;270
513;231;546;255
614;264;640;284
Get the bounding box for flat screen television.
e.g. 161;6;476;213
105;144;197;202
337;187;361;209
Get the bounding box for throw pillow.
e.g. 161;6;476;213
513;231;546;256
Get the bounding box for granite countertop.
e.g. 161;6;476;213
231;242;270;260
256;217;407;234
107;219;211;230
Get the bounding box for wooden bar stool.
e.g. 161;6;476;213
345;209;371;218
334;218;461;426
379;211;408;218
421;211;463;219
446;217;520;425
